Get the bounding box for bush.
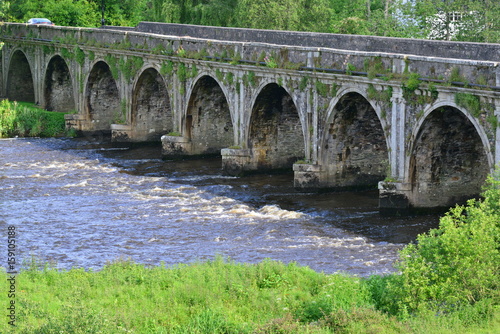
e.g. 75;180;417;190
388;172;500;316
0;100;68;138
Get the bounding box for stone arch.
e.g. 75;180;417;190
43;55;75;112
247;82;304;170
320;90;389;188
407;103;491;208
7;50;35;103
85;61;120;132
184;75;233;155
131;67;172;141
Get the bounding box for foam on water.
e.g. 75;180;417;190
0;138;429;276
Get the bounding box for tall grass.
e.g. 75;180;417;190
0;99;69;138
1;254;499;333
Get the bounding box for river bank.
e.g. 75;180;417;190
1;256;499;333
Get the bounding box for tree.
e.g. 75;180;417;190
399;0;500;42
93;0;147;26
235;0;301;31
9;0;99;27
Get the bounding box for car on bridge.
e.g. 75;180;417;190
27;18;54;26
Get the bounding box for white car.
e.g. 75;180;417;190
27;18;54;26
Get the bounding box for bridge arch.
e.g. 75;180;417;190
131;67;172;141
84;60;120;132
184;74;234;155
246;82;305;170
7;49;35;103
319;88;389;188
43;55;75;112
407;101;492;208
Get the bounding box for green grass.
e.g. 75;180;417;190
1;255;499;333
0;99;70;138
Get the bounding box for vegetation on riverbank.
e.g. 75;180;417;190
0;99;70;138
1;172;499;333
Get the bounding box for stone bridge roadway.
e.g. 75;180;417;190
1;22;500;214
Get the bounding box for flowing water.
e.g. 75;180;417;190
0;137;439;276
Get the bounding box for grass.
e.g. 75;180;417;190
1;256;499;333
0;99;70;138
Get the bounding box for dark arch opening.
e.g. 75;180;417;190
132;68;172;141
7;50;35;103
185;75;233;155
410;106;489;208
322;92;388;189
249;83;304;170
85;61;120;132
44;56;75;112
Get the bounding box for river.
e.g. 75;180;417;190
0;137;439;276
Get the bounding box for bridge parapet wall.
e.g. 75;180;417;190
135;22;500;62
2;23;499;89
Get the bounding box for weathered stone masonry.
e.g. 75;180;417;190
1;22;500;213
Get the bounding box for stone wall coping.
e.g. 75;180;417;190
110;124;132;131
160;135;190;143
221;148;252;157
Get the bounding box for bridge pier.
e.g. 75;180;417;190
64;114;93;133
221;148;253;176
378;181;412;215
293;163;325;190
111;124;133;142
161;135;193;157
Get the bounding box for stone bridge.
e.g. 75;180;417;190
1;22;500;214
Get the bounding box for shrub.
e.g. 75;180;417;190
388;172;500;316
0;100;67;138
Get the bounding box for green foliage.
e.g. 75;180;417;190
189;64;198;79
449;67;467;85
160;60;174;76
0;256;375;333
402;0;500;43
104;54;119;80
243;71;256;87
225;72;234;86
364;56;392;80
345;63;357;75
60;47;73;60
264;55;278;68
4;251;500;332
403;72;420;92
177;63;187;83
119;56;144;82
74;47;85;66
386;174;500;316
367;84;392;104
9;0;100;27
455;93;482;117
0;100;68;138
299;76;309;91
215;68;224;82
315;80;328;97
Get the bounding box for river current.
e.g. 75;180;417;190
0;137;439;276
